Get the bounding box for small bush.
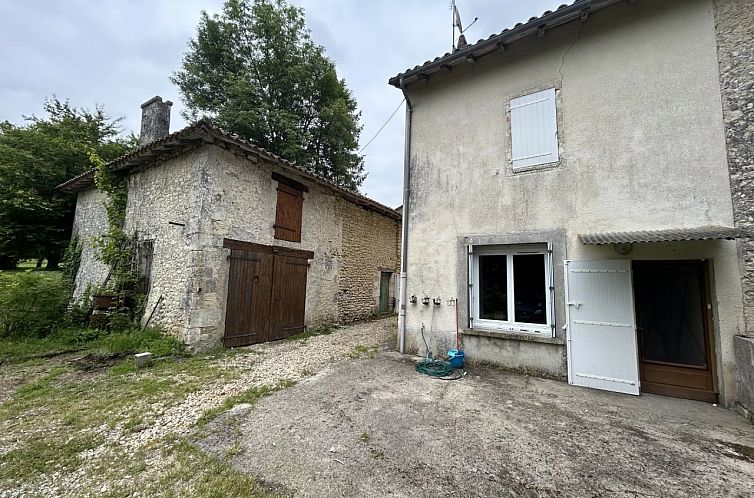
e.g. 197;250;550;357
0;271;69;338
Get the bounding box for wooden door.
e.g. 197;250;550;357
565;260;640;395
633;261;717;402
379;272;391;313
270;255;309;341
223;249;273;347
223;239;312;347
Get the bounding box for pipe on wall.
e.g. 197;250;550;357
398;77;413;354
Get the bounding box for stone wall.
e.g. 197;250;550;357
124;148;207;339
713;0;754;333
184;145;401;349
71;188;110;299
734;336;754;421
338;200;401;323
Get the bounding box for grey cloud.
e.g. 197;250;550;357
0;0;563;207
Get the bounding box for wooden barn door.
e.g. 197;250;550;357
223;249;273;347
223;239;312;347
270;255;309;340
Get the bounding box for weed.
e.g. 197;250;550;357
197;379;296;428
359;431;370;443
286;325;334;342
348;344;378;359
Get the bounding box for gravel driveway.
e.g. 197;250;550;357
199;352;754;497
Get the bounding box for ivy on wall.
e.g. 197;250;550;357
89;150;146;319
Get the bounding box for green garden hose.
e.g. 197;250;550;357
415;359;454;377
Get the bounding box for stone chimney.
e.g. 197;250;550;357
139;96;172;145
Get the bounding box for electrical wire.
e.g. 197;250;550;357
358;98;406;154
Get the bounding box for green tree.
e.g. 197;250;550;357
0;98;136;269
172;0;366;190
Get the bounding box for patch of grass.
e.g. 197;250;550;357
348;344;378;359
1;432;103;480
197;379;296;428
286;324;334;342
150;437;278;498
0;327;185;365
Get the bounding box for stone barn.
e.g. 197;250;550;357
59;97;401;350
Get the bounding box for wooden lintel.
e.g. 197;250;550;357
223;238;314;260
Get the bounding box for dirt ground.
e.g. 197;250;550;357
199;352;754;498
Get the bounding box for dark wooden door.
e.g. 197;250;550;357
223;249;274;347
633;261;717;402
223;239;312;347
379;272;391;313
270;255;309;340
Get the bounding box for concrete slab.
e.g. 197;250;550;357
198;353;754;497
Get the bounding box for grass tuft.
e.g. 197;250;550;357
197;379;296;428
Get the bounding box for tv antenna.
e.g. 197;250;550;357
450;0;478;51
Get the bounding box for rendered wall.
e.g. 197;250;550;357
401;0;744;401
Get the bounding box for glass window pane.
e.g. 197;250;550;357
513;254;547;324
479;255;508;321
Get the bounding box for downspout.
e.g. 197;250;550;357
398;77;413;354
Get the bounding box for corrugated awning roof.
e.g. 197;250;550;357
579;226;749;245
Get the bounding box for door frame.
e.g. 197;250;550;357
632;259;719;402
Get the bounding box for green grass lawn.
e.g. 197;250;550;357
0;329;279;497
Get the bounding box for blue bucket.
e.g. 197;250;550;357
447;349;465;369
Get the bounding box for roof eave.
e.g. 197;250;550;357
388;0;625;88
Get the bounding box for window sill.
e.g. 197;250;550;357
463;328;564;345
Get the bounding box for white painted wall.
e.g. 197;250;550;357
402;0;743;403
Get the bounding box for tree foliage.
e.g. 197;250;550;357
0;98;136;268
172;0;365;190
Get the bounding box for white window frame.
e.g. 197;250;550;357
470;244;552;335
509;87;559;170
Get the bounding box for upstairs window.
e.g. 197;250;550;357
510;88;559;170
273;173;307;242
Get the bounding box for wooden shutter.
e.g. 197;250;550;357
274;182;304;242
510;88;559;169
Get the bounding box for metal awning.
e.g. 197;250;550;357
579;226;749;245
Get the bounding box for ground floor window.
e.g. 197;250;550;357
471;244;552;334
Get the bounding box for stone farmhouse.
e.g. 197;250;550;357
391;0;754;415
59;97;401;350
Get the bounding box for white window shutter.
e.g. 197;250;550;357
510;88;559;169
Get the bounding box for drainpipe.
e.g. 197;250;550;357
398;77;412;354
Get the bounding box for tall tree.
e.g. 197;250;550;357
0;98;136;269
172;0;366;190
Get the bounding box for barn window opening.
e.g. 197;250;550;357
273;173;307;242
471;244;552;334
510;88;559;170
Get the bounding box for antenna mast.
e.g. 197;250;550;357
451;0;456;52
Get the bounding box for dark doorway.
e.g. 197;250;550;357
379;272;392;313
633;261;717;402
223;239;313;347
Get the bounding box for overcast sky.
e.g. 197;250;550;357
0;0;563;207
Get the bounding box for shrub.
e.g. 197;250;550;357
0;271;69;338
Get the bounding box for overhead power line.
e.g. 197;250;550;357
358;98;406;155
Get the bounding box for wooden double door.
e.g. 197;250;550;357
633;261;717;402
222;239;313;347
